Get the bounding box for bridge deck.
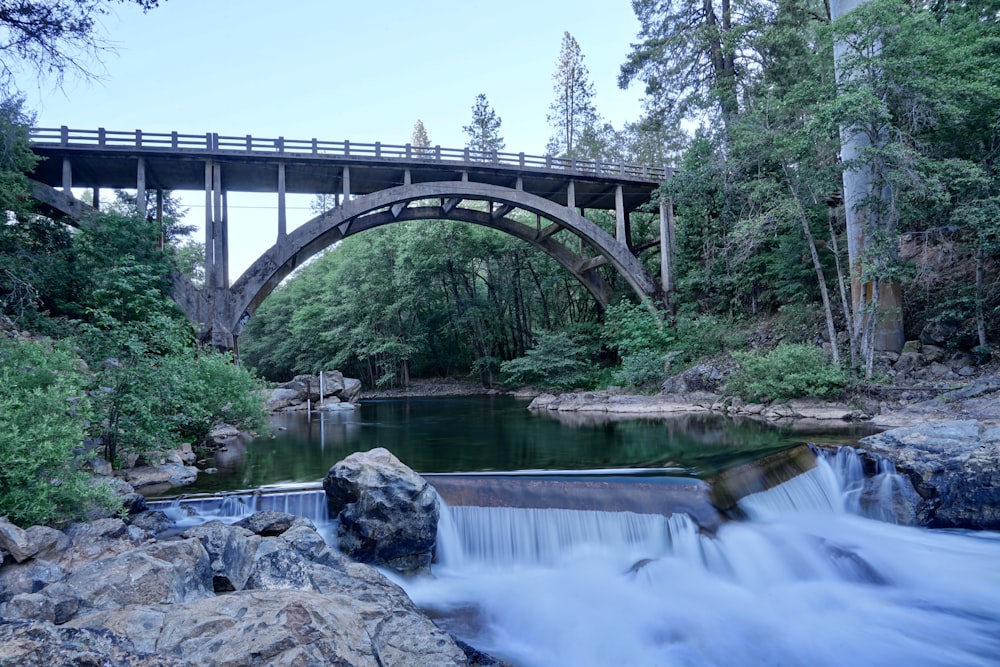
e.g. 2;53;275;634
28;127;667;212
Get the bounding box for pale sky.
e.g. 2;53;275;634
23;0;650;278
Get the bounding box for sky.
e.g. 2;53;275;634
23;0;651;278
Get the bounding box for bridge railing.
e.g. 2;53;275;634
30;126;670;182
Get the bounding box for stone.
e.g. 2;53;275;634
245;537;315;591
181;521;261;592
266;387;301;410
0;517;38;562
60;538;214;614
901;340;922;353
128;510;176;537
0;558;66;603
662;357;738;394
859;420;1000;529
920;316;961;346
527;392;558;409
0;619;184;667
120;463;198;491
894;351;924;374
324;447;439;574
234;510;299;536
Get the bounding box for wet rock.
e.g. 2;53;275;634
324;447;439;575
859;420;1000;529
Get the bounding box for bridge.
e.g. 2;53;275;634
27;126;675;350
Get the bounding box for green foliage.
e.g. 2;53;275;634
0;336;118;527
726;343;850;404
499;328;598;391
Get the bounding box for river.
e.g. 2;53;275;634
160;397;1000;666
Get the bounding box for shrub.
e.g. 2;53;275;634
0;337;118;527
726;343;850;403
500;328;597;390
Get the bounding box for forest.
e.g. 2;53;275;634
240;0;1000;391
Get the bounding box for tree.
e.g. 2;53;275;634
547;31;598;158
0;0;162;87
619;0;763;131
463;93;505;159
411;119;430;156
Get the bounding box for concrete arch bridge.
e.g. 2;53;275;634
27;127;675;350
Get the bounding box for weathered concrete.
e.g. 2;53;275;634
28;129;668;349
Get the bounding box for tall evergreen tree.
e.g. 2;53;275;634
463;93;505;159
410;119;430;156
547;31;598;159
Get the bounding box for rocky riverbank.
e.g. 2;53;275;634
0;449;511;667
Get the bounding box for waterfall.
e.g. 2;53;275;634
149;484;330;528
736;446;914;524
435;504;700;569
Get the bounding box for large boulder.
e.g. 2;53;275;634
858;420;1000;529
324;448;439;574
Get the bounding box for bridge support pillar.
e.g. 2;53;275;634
659;198;675;308
62;158;72;192
202;159;234;351
136;157;146;213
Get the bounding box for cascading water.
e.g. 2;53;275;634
399;447;1000;667
151;448;1000;666
150;484;330;529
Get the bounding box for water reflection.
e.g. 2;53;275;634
181;397;873;495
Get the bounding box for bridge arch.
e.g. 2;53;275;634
227;181;662;337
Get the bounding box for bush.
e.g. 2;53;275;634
726;343;850;403
0;337;118;527
500;328;597;390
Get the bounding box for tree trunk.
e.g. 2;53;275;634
827;200;856;366
785;169;840;365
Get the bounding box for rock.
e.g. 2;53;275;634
268;371;361;411
527;392;558;409
266;387;302;410
54;538;214;616
901;340;922;353
0;517;38;563
859;420;1000;529
0;557;66;605
128;510;175;537
120;463;198;492
181;521;261;592
1;515;478;666
662;358;737;394
234;510;299;536
245;537;315;591
341;377;363;403
324;448;439;574
0;619;184;667
894;351;924;374
920;315;961;346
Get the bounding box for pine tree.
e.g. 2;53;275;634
547;31;598;159
411;119;430;156
463;94;505;160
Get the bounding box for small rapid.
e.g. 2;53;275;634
150;447;1000;666
402;448;1000;667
